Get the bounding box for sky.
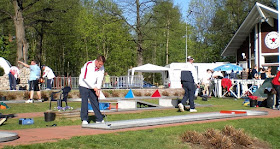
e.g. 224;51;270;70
173;0;191;21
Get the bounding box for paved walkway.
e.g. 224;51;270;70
0;108;279;148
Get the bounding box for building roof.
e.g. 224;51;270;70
221;2;278;56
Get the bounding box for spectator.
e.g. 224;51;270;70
251;65;258;79
259;68;266;80
42;65;55;90
271;67;280;110
266;66;275;78
202;69;212;97
212;71;224;79
241;68;249;79
104;72;111;88
8;66;19;90
18;60;42;103
229;70;237;79
248;68;253;79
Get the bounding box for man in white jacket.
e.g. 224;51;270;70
178;56;198;112
42;66;55;89
79;55;105;125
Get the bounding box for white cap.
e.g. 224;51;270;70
187;56;194;60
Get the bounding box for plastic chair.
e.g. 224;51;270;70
49;86;71;110
221;78;237;98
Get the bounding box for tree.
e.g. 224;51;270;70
187;0;276;63
70;0;135;76
143;0;185;65
100;0;157;66
0;0;34;65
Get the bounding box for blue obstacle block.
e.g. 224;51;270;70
125;89;134;98
88;103;110;110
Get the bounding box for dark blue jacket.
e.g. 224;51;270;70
181;71;194;83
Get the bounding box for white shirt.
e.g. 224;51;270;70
182;62;198;84
202;72;212;84
212;71;224;78
79;60;104;89
42;66;55;79
10;66;19;79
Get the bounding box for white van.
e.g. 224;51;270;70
0;57;11;75
164;62;229;88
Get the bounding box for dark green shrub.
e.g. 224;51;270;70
0;66;4;76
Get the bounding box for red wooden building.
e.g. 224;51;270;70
222;2;279;74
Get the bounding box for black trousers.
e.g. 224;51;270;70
181;81;196;109
79;86;103;122
8;72;16;90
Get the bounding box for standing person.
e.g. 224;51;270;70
212;71;224;79
241;68;249;80
266;66;275;78
8;66;20;90
42;65;55;90
178;56;198;113
18;60;42;103
248;68;253;79
79;55;106;125
104;72;111;88
271;68;280;110
259;68;266;80
251;65;258;79
202;69;212;97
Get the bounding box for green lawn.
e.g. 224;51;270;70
1;97;280;148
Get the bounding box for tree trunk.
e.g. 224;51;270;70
165;18;170;65
13;0;28;67
37;26;44;66
136;0;143;67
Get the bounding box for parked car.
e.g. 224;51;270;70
143;81;156;88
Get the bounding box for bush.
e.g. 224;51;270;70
23;91;29;99
144;92;152;96
181;125;260;149
0;66;4;76
103;91;110;97
41;92;49;101
6;93;16;100
162;91;169;96
134;91;142;96
112;91;120;97
173;92;180;96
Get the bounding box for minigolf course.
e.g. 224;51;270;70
82;110;268;130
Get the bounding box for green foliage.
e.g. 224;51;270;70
143;0;186;66
2;0;276;78
187;0;276;63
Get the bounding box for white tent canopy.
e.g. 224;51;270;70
128;63;170;86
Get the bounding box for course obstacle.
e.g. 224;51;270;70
0;131;19;142
82;110;268;130
151;90;161;97
125;89;134;98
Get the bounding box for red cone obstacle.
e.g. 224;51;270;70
151;90;161;97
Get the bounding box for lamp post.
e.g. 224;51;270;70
186;10;192;63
